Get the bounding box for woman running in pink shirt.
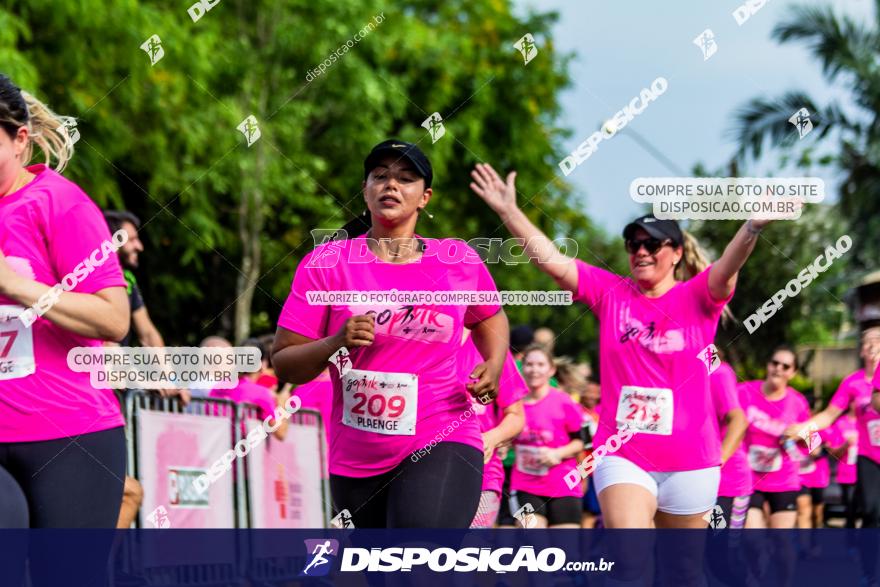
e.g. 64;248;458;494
510;345;585;528
710;358;749;528
273;141;509;528
458;332;526;528
740;346;810;528
0;75;130;529
470;162;767;529
785;327;880;527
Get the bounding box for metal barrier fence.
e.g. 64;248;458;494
238;403;330;530
123;389;329;531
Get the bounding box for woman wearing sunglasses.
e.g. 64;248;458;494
739;346;810;528
469;163;767;529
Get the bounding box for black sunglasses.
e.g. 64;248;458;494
625;237;672;255
769;359;793;371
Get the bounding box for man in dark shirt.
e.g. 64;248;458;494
104;210;187;528
104;211;163;348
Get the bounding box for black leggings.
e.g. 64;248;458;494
857;456;880;528
330;442;482;528
0;426;126;528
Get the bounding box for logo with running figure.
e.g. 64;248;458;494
421;112;445;143
56;117;80;146
693;29;717;61
513;33;539;65
301;539;340;576
512;502;537;529
330;508;355;529
145;505;171;528
703;505;727;529
237;115;261;147
140;35;165;66
788;107;813;139
799;422;821;454
698;344;721;374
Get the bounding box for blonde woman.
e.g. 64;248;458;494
471;162;768;530
0;75;129;529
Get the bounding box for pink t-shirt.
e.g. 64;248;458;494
0;165;126;442
511;388;584;498
829;414;858;485
210;377;277;421
278;236;501;477
457;338;527;495
573;261;731;471
739;381;810;492
712;362;751;497
831;370;880;465
799;427;831;489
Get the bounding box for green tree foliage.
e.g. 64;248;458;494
2;0;620;359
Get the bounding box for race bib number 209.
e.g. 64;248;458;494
0;306;35;381
342;368;417;436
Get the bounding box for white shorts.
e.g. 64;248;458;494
593;455;720;515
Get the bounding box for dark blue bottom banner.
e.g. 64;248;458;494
0;529;877;587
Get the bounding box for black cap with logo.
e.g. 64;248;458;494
363;139;433;188
622;214;683;246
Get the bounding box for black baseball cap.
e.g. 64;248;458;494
364;139;433;188
623;214;683;246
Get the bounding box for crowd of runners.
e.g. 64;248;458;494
2;74;880;534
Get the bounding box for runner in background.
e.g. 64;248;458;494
104;209;188;529
741;346;810;529
273;140;508;528
710;354;749;528
471;162;766;536
555;356;585;402
102;211;163;349
797;402;832;529
294;367;333;479
510;345;584;528
827;405;859;527
256;333;281;391
496;325;534;528
555;357;600;527
579;379;602;528
786;327;880;527
459;330;525;528
0;74;129;540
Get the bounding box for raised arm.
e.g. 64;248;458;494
469;163;579;293
708;219;772;301
783;404;843;440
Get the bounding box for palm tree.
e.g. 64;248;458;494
731;3;880;271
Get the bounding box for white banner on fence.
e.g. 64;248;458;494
246;416;324;528
137;410;235;533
